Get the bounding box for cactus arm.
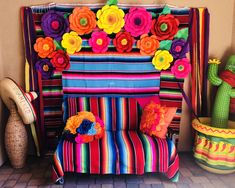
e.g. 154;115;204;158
230;88;235;98
208;63;222;86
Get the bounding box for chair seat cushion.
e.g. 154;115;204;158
52;130;179;182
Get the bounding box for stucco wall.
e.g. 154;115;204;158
0;0;234;164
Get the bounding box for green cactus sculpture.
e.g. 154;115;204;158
208;55;235;128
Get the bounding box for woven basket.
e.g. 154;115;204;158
193;117;235;174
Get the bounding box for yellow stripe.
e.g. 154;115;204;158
25;60;30;92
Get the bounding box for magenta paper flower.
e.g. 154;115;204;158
88;31;110;53
124;7;152;37
171;58;191;78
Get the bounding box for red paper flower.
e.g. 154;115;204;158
151;14;179;41
49;50;70;71
113;31;134;53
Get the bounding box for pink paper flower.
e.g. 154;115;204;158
171;58;191;78
88;31;110;53
124;7;152;37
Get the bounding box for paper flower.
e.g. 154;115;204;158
61;31;82;54
34;37;56;58
69;7;96;35
124;7;152;37
49;50;70;71
151;14;179;41
96;5;125;34
76;119;93;134
64;111;104;144
137;34;160;55
41;10;69;41
170;39;188;59
171;58;191;78
113;31;134;52
152;50;174;70
65;111;96;134
88;31;110;53
35;59;54;79
75;134;94;144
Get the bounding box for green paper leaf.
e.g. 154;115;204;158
106;0;118;5
174;28;189;40
159;40;172;50
160;5;171;15
54;40;63;51
151;12;157;18
63;13;70;19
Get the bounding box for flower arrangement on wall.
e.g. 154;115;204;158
33;2;191;80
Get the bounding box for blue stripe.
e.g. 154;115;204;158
115;131;128;173
68;62;158;72
69;55;153;62
63;79;160;88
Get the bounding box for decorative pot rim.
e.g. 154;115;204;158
192;117;235;138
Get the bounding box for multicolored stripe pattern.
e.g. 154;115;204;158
194;132;235;170
52;131;179;182
189;8;210;117
38;72;64;150
160;71;184;132
63;96;142;131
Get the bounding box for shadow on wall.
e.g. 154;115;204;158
0;100;8;166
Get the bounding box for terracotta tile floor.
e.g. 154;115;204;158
0;152;235;188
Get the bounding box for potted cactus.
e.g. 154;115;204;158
192;55;235;174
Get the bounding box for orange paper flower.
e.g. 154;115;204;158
64;111;96;134
69;7;96;35
34;37;56;58
137;34;160;55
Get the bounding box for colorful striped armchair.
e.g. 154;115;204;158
52;97;179;184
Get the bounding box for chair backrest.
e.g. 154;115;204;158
64;96;142;131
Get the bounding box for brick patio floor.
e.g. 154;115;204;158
0;152;235;188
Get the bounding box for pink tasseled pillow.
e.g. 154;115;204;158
140;101;177;139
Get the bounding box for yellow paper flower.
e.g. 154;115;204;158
96;5;125;34
152;50;174;70
209;58;221;64
61;31;82;54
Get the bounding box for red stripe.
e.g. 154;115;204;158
42;79;62;86
161;81;183;89
89;140;100;173
90;97;99;116
112;98;117;131
129;99;138;130
175;15;189;24
128;132;145;174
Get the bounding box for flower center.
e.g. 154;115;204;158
96;38;103;45
175;46;182;52
107;15;116;24
57;57;64;64
121;38;128;45
146;41;151;47
69;39;75;45
160;23;168;32
159;56;164;62
80;18;88;26
51;20;60;30
134;17;142;26
42;44;50;51
178;65;185;71
43;64;49;72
